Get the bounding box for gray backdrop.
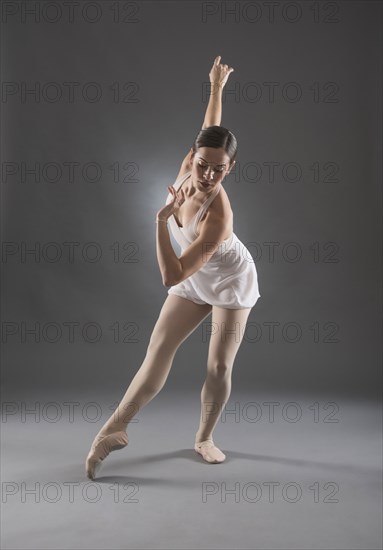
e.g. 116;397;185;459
1;2;382;549
2;0;381;399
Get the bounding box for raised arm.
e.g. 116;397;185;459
155;57;235;286
202;55;234;129
174;56;235;179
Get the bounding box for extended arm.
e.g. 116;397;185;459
202;83;224;129
202;55;234;129
156;56;235;286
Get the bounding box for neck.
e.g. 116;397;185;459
186;177;220;201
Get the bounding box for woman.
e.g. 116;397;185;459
85;56;261;479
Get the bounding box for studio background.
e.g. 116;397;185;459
2;1;380;399
1;2;381;550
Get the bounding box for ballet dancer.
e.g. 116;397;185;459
85;55;261;479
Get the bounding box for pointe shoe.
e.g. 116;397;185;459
85;431;128;480
194;439;226;464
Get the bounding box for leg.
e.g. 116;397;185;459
194;305;252;463
86;295;212;478
103;294;212;432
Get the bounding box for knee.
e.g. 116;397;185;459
207;362;232;378
147;335;178;357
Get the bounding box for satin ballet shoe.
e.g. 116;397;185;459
85;430;128;480
194;439;226;464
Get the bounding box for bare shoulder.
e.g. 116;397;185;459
210;185;233;222
198;185;233;240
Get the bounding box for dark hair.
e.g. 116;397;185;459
191;125;237;164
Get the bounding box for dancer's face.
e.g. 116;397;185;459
190;147;235;191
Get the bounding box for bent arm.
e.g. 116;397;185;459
164;211;231;286
156;220;182;286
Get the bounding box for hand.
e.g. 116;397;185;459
156;185;185;221
209;55;234;88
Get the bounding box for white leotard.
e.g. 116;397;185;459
165;170;261;309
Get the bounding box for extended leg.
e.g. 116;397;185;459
194;306;252;463
85;295;212;478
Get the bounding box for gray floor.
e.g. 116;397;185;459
2;389;382;549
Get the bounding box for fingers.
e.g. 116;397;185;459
214;55;234;73
167;186;184;205
177;190;185;205
222;63;234;72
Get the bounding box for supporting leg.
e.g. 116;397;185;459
195;306;252;463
